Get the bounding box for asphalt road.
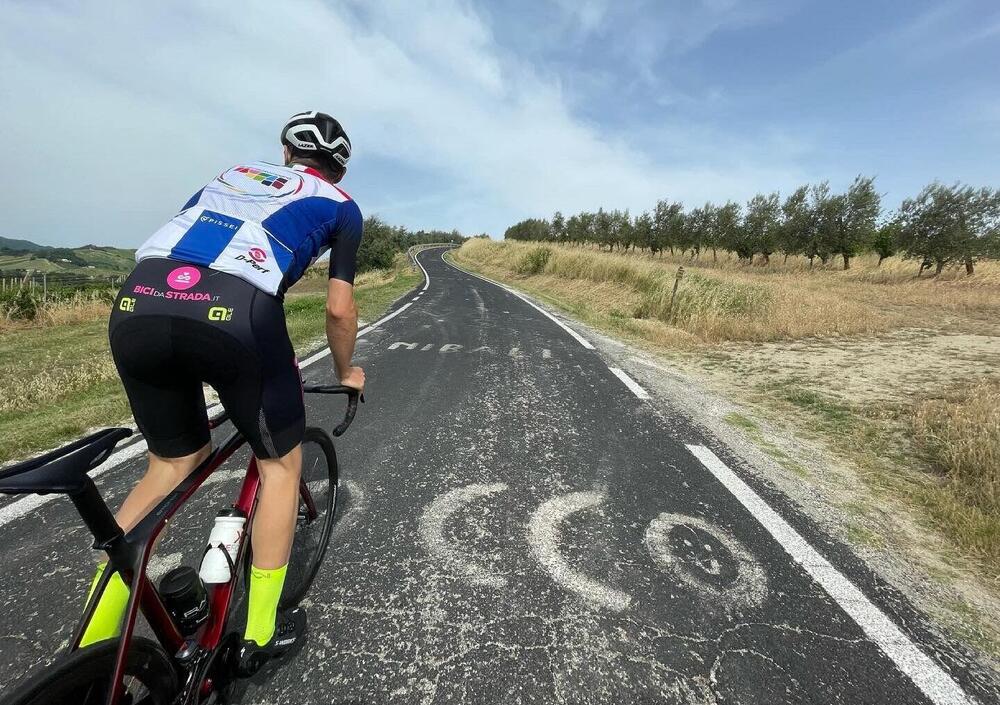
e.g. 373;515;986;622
0;246;997;704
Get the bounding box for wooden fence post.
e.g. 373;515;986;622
667;266;684;323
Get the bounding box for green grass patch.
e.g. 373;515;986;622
724;412;759;432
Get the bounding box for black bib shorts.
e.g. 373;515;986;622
109;258;304;460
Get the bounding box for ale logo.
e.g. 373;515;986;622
208;306;233;322
119;297;136;313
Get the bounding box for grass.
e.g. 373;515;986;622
453;239;1000;344
452;238;1000;583
0;254;421;463
913;381;1000;520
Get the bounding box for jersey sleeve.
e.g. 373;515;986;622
328;199;364;284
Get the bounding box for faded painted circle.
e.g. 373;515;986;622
644;513;767;608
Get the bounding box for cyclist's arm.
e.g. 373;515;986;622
325;201;364;388
326;279;358;380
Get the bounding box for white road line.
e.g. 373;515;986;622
527;489;632;611
0;285;422;529
685;444;974;705
441;252;595;350
608;367;650;399
414;250;431;292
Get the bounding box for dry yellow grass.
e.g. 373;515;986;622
0;290;117;332
457;240;895;342
914;381;1000;514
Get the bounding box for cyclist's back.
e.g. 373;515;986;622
91;111;366;674
111;158;362;462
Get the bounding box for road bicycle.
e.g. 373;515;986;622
0;384;361;705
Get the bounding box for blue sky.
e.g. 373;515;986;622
0;0;997;247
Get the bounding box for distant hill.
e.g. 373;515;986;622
0;237;135;276
0;236;46;252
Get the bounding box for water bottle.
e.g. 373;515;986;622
198;508;247;584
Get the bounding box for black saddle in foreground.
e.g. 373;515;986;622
0;427;132;496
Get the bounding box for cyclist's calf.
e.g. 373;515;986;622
253;444;303;570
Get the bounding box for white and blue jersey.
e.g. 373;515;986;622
136;161;363;296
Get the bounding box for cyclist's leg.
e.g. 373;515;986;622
214;290;306;648
115;446;211;531
81;309;214;645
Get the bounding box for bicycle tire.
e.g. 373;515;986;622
281;426;339;607
2;637;179;705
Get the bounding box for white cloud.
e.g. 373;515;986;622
0;0;808;245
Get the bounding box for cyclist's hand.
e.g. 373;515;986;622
339;366;365;391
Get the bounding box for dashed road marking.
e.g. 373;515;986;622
527;490;632;612
686;444;973;705
418;483;509;588
608;367;650;399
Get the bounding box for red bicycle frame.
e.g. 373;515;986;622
71;414;258;705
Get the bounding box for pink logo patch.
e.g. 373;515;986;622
248;247;267;263
166;266;201;291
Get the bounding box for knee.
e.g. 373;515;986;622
256;446;302;484
148;445;211;483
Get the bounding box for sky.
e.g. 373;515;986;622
0;0;997;248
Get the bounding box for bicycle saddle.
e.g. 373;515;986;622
0;427;133;495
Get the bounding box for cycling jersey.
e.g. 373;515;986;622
136;162;363;296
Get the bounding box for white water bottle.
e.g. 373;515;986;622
198;509;247;584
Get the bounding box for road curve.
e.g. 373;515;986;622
0;246;996;705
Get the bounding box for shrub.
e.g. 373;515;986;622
515;247;551;275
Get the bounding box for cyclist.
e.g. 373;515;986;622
85;111;365;674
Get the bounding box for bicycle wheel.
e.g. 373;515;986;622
3;637;179;705
281;426;339;607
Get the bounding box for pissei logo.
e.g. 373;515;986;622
208;306;233;322
119;297;136;312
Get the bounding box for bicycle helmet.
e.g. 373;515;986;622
280;111;352;171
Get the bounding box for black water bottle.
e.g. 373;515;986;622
159;566;210;635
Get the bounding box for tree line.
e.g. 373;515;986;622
358;216;466;272
504;180;1000;274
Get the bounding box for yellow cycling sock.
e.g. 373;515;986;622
80;562;130;647
245;564;288;646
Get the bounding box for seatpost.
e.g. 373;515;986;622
70;478;128;556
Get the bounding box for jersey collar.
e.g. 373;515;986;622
290;163;329;182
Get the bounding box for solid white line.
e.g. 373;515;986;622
441;252;594;350
685;444;973;705
415;250;431;292
608;367;650;399
0;287;421;529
